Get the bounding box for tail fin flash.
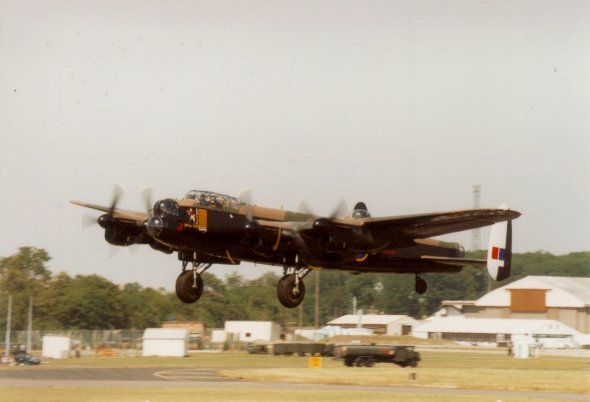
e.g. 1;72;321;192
487;219;512;281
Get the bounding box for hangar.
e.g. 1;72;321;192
412;317;580;347
438;276;590;333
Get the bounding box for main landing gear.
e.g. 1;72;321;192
277;258;311;308
415;274;427;294
176;261;211;303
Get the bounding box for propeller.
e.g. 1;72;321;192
79;184;146;257
328;198;349;219
80;184;125;229
238;189;255;221
312;198;351;234
109;183;124;215
108;244;120;258
238;189;252;205
295;198;348;219
296;198;314;216
81;214;97;228
139;186;153;212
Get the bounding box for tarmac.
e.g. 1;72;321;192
0;366;587;401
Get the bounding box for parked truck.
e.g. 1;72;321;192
336;344;420;367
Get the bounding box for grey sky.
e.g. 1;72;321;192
1;0;588;289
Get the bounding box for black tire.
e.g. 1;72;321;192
344;359;354;367
277;274;305;308
408;359;418;368
175;270;204;303
415;277;427;294
365;357;376;367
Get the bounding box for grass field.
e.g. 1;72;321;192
1;348;588;402
218;350;589;393
0;387;571;402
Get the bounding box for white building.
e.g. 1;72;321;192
412;317;580;348
142;328;188;357
222;321;281;342
327;314;420;335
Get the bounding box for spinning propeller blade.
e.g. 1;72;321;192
140;186;153;212
109;183;124;215
329;198;349;219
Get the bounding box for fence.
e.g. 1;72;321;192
4;329;145;353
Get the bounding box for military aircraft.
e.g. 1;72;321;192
72;189;520;308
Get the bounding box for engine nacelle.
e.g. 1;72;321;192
104;226;142;246
103;217;147;247
149;240;174;254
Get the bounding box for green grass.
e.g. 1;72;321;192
0;388;569;402
218;351;589;393
220;366;588;393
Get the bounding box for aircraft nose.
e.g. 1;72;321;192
146;216;163;237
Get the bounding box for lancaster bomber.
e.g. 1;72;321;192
72;188;520;308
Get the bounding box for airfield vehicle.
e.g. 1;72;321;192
272;342;334;356
245;342;335;356
13;348;40;366
336;344;420;367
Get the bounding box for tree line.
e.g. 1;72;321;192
0;247;588;331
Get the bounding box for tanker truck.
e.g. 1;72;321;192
336;344;420;367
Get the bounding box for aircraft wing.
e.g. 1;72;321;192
355;208;520;239
254;208;520;252
70;201;148;224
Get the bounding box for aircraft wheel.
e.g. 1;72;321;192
415;277;427;294
277;274;305;308
175;270;204;303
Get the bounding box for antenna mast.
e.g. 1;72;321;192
472;185;481;250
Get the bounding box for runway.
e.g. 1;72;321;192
0;367;229;382
0;366;587;401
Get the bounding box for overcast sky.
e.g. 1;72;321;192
1;0;588;289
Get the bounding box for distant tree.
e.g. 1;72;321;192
120;283;173;329
34;271;73;329
55;275;124;329
0;247;52;330
511;251;590;279
303;271;350;326
374;274;416;316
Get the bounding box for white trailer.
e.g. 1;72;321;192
224;321;280;342
42;335;71;359
142;328;188;357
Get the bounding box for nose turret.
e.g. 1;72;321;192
146;216;163;237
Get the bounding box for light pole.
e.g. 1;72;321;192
4;295;11;357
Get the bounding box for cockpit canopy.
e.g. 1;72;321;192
185;190;242;210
